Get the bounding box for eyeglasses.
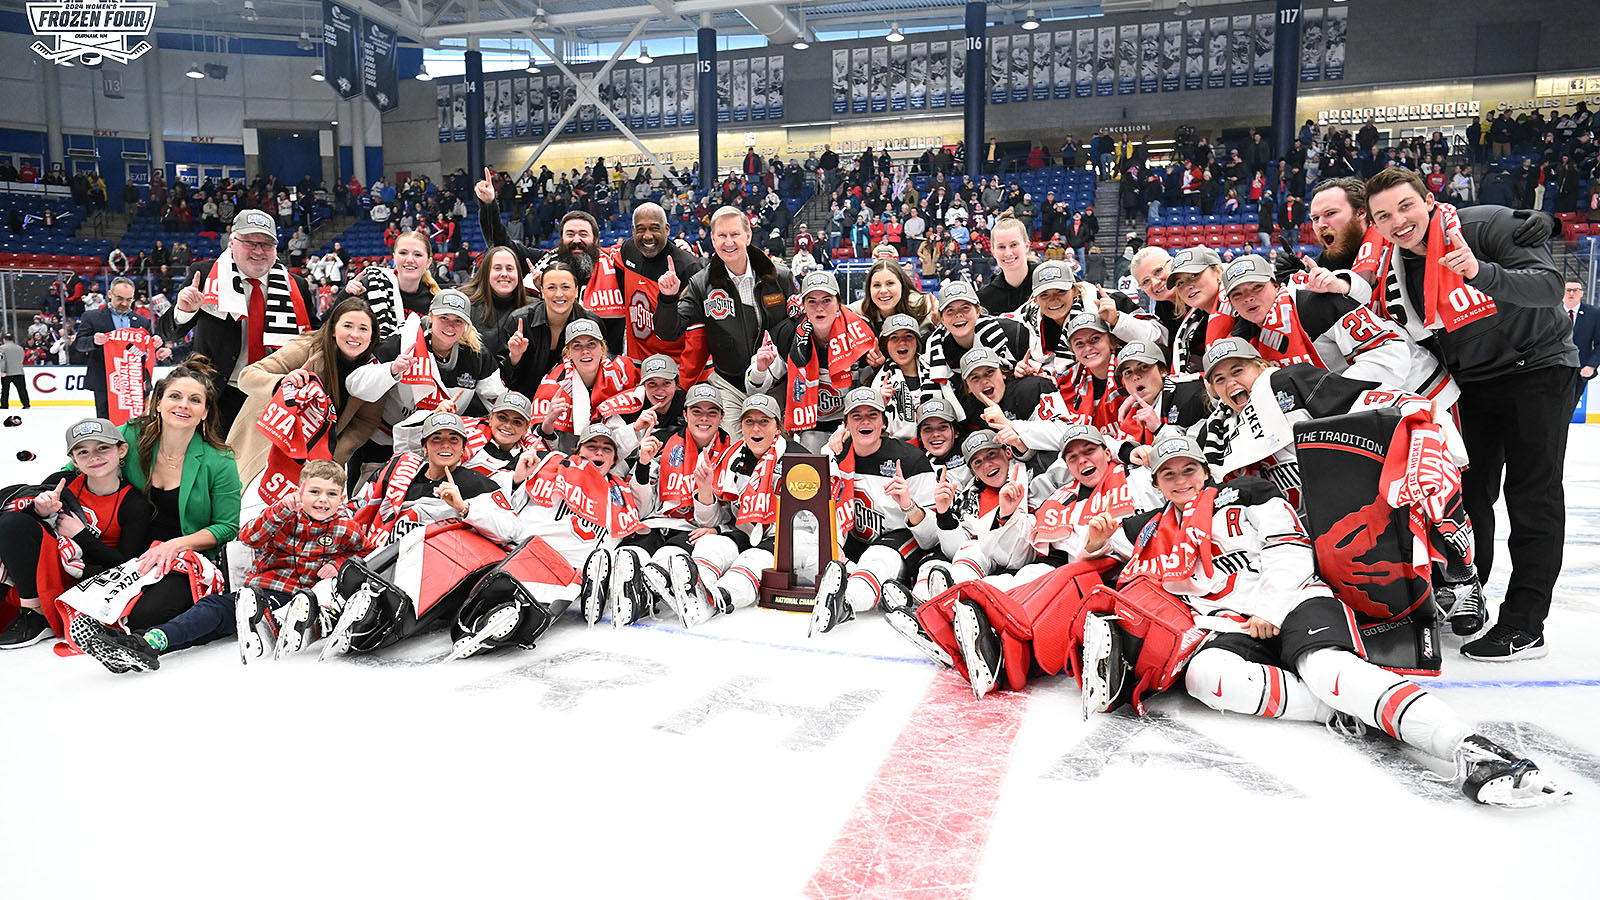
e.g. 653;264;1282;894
231;236;277;250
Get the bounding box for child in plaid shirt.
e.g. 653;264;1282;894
75;461;366;673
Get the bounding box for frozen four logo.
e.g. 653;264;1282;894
28;1;155;66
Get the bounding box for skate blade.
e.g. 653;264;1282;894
884;611;953;668
1476;771;1575;809
318;593;370;662
273;603;311;661
952;604;995;700
449;607;520;661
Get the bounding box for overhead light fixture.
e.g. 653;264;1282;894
297;30;314;51
331;120;338;126
793;37;810;51
243;1;258;23
415;61;433;81
531;7;549;28
637;46;652;64
186;63;206;79
1022;10;1040;30
1174;0;1193;17
310;67;325;82
526;60;541;73
886;24;904;43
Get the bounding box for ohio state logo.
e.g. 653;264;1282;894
704;289;736;321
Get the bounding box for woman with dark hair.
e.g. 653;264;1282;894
865;313;963;441
497;262;602;395
852;258;934;332
226;297;387;488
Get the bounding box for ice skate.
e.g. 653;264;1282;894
666;552;704;623
808;560;853;636
71;616;158;674
274;591;317;660
925;563;954;599
449;602;521;660
953;598;1002;700
1450;734;1572;809
235;587;265;664
580;547;612;627
320;582;374;661
619;562;668;627
879;579;914;615
1436;579;1487;636
884;606;953;667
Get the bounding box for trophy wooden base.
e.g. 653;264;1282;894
758;569;820;613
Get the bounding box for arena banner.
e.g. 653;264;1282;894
452;82;466;141
1252;13;1274;87
1031;32;1050;102
663;65;678;128
1229;15;1251;88
484;79;498;139
1116;24;1137;95
437;83;451;142
103;329;158;424
1053;31;1071;100
628;67;645;130
749;56;767;122
579;77;596;134
360;17;398;112
832;49;848;114
928;41;948;109
1076;29;1095;98
1300;7;1323;82
910;42;928;109
610;71;626;131
768;55;784;119
1325;6;1347;80
561;78;578;134
514;77;528;137
678;62;695;126
498;76;515;137
322;0;362;100
1009;34;1028;103
530;76;546;138
988;35;1007;104
732;57;748;123
871;46;889;112
1161;20;1181;92
718;59;732;122
948;42;964;107
1206;17;1228;89
890;43;908;112
1184;19;1205;91
1139;22;1158;94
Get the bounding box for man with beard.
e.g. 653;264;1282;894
653;206;797;423
589;202;706;384
162;210;318;430
476;168;602;308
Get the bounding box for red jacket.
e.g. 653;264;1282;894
239;497;367;595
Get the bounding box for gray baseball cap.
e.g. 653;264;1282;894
916;397;958;426
419;410;469;441
490;391;534;419
842;385;885;415
563;318;605;346
684;383;723;410
65;417;126;451
1202;337;1264;375
1065;311;1110;339
959;346;1006;380
1030;261;1076;297
937;279;980;312
739;393;782;421
1166;246;1223;288
880;313;921;338
961;429;1008;458
639;354;680;383
577;422;619;450
799;270;840;298
428;288;472;320
230;209;277;241
1222;254;1276;295
1149;434;1207;473
1060;423;1106;450
1115;341;1166;372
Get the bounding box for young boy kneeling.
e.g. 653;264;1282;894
73;461;366;672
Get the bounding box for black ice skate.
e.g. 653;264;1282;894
808;560;853;637
1452;734;1572;809
953;598;1002;700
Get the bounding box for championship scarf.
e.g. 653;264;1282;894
348;452;426;546
1245;288;1326;368
1417;203;1497;332
831;446;857;541
1349;224;1386;283
716;439;784;527
583;248;627;318
1118;487;1218;586
658;429;731;513
102;327;158;425
461;417;545;476
254;374;337;506
1032;463;1135;544
1378;406;1463;529
354;265;403;340
198;252;310;361
925;316;1014;384
1055;364;1121;429
396;314;452;410
785;309;876;432
529;455;644;540
57;546;226;627
533;357;638;433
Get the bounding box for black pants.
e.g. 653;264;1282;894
1456;365;1577;637
0;512;47;597
1;374;28;409
127;572;199;632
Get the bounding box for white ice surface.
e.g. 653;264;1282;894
1;408;1597;899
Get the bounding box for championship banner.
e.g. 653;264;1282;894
437;83;452;142
1207;17;1228;89
945;42;962;107
1252;13;1274;86
360;17;398;112
1161;21;1181;92
1325;6;1347;80
530;76;547;137
1300;8;1324;82
1139;23;1159;94
322;0;362;100
611;71;627;131
989;35;1008;105
890;44;908;112
732;57;748;123
103;327;157;425
1229;15;1251;88
768;55;784;119
1031;32;1050;101
1184;19;1206;91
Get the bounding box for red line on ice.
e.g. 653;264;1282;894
805;675;1029;900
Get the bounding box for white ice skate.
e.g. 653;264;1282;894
234;587;264;664
952;598;1001;700
1079;612;1122;719
449;602;521;661
319;583;374;661
581;547;612;627
808;559;853;637
273;591;316;660
1450;734;1573;809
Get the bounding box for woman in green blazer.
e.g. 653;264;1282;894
119;356;243;630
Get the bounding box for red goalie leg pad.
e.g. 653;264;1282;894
917;580;1035;692
1094;577;1209;715
1012;557;1118;680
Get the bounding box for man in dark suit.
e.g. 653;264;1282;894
76;276;166;418
160;209;317;431
1566;280;1600;406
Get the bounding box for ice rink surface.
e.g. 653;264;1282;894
3;407;1598;899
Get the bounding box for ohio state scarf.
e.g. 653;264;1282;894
198;252;309;359
1379;407;1463;529
348;452;426;547
1055;364;1121;429
530;455;643;539
1244;288;1326;368
1372;204;1497;333
353;264;403;340
716;439;784;527
1033;463;1135;544
1350;224;1386;284
254;374;337;506
57;546;226;626
785;309;876;432
460;417;545;476
102;327;158;425
395;314;452;410
582;248;627;318
925;316;1014;384
658;430;731;513
1119;487;1218;586
830;447;859;541
533;357;638;434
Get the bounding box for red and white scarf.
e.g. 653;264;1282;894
786;308;876;432
1372;203;1497;332
1033;464;1135;544
1247;287;1326;368
255;374;337;506
396;314;452;410
1055;364;1120;429
657;430;730;514
348;452;426;548
716;439;783;527
533;357;638;434
581;248;627;318
524;453;644;540
1118;487;1218;586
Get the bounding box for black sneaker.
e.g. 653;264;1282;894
1436;580;1487;636
952;599;1003;700
70;616;160;674
1461;623;1547;662
0;608;50;649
